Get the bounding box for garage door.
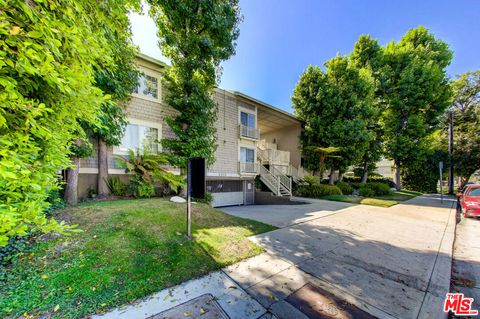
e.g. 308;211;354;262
212;192;244;207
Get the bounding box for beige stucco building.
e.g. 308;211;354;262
78;54;306;207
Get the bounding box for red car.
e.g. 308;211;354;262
457;184;480;218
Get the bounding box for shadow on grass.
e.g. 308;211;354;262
0;198;275;319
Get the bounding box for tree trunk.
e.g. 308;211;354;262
394;159;401;190
97;138;109;198
338;171;344;182
64;156;80;206
361;162;368;184
328;167;335;185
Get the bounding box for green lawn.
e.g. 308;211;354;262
321;190;421;208
0;198;276;319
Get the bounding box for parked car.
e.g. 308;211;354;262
457;184;480;218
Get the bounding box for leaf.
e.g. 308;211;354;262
54;304;60;312
9;26;20;35
41;275;49;279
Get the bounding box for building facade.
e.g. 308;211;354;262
78;54;306;207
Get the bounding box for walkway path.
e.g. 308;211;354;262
451;214;480;312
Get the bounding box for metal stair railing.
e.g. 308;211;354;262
270;165;292;196
259;165;281;196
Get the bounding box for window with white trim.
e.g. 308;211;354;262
240;111;255;128
240;147;255;163
118;124;160;154
133;74;159;99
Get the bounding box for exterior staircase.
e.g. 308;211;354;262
259;165;292;196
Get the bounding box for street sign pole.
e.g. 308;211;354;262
186;159;192;239
439;161;444;204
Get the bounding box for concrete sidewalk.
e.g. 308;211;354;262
451;215;480;311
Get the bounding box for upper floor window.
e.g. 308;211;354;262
133;74;159;100
118;123;160;154
240;111;255;128
240;147;255;163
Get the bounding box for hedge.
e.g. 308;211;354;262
296;184;342;198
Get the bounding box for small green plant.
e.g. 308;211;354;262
335;181;353;195
104;176;127;196
115;149;185;195
359;187;375;197
303;175;321;186
195;192;213;205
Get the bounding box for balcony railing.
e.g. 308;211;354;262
239;162;258;174
239;124;259;140
258;148;290;165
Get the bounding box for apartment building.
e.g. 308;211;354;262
77;53;307;207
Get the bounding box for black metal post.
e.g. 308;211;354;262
448;110;454;194
186;159;192;239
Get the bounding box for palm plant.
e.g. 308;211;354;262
115;149;185;194
305;146;342;178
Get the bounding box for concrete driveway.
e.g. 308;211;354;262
222;195;456;319
221;197;355;228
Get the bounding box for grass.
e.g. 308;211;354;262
321;190;421;208
0;198;276;319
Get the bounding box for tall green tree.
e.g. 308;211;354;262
63;0;141;205
350;35;384;183
379;26;452;189
0;0;127;245
450;71;480;186
147;0;241;167
292;57;375;184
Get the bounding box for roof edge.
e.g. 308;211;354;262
228;90;300;122
137;52;168;68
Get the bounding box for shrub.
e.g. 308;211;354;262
105;176;127;196
296;184;342;198
366;182;392;196
359;187;375;197
303;175;321;186
343;176;396;188
128;176;155;198
335;181;353;195
358;182;392;197
194;192;213;205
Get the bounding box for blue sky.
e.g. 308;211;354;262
130;0;480;113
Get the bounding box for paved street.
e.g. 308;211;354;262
224;195;456;319
451;214;480;312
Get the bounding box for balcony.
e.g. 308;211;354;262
239;124;260;140
239;162;258;174
257;148;290;165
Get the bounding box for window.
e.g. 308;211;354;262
240;147;255;163
240;112;255;128
118;124;160;153
133;74;158;99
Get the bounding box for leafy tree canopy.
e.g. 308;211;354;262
292;56;375;174
148;0;241;166
379;26;453;168
450;71;480;181
0;0;138;246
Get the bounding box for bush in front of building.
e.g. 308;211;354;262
359;187;375;197
295;184;342;198
357;182;392;197
335;181;354;195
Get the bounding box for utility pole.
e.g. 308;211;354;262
448;110;454;194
